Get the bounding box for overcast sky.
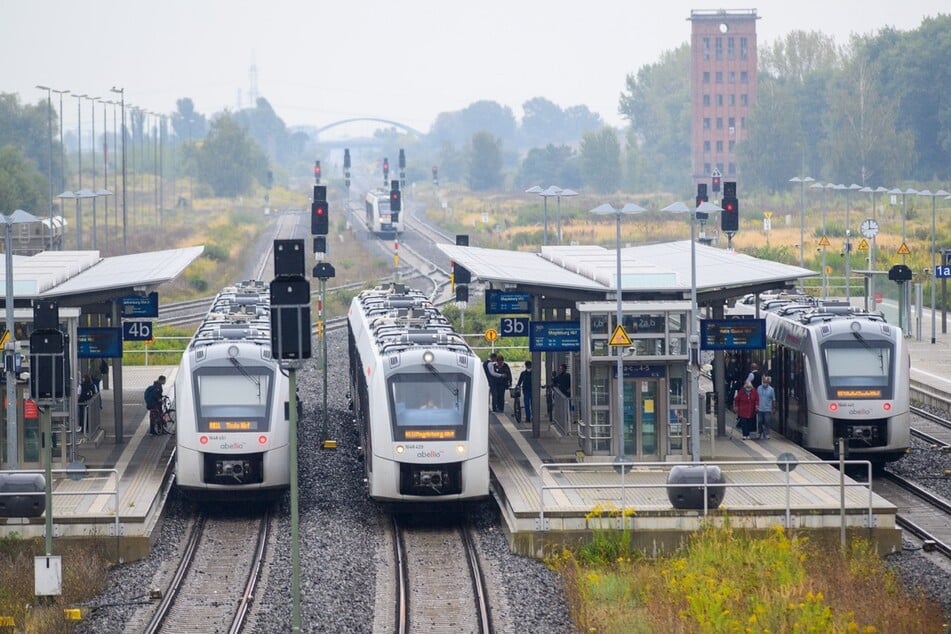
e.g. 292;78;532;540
3;1;947;135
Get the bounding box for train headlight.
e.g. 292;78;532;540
258;435;268;444
228;345;240;358
395;445;405;454
883;402;892;411
456;444;466;454
829;403;839;412
422;350;435;365
850;321;862;333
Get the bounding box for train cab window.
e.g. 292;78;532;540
822;341;892;398
389;373;470;440
193;367;273;432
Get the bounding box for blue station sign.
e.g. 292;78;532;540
485;289;532;315
529;320;581;352
119;292;159;318
77;327;123;358
700;318;766;350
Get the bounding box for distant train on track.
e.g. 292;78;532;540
175;280;291;499
731;294;910;465
365;189;403;236
347;283;490;504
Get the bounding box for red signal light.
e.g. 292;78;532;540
725;201;735;212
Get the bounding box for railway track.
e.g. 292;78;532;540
144;506;272;633
876;472;951;560
391;515;493;634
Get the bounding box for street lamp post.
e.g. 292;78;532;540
789;176;814;267
810;182;828;298
36;85;56;250
52;89;70;197
919;189;950;344
554;187;578;245
110;87;127;253
87;96;101;250
845;184;862;301
2;209;39;469
662;201;721;461
589;202;646;468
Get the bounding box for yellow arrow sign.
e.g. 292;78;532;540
764;211;773;219
897;242;911;255
818;235;830;247
609;324;632;347
858;239;869;251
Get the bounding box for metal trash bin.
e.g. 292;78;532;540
666;465;725;510
0;473;46;518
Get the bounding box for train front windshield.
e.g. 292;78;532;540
192;366;274;432
822;339;893;399
389;372;471;441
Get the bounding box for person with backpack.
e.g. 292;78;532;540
77;374;97;434
145;375;167;435
746;362;762;389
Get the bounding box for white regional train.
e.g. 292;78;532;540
734;295;910;465
365;189;403;236
175;280;291;499
347;283;490;504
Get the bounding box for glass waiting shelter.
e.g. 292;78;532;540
576;301;693;461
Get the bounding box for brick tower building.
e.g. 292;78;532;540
689;9;759;189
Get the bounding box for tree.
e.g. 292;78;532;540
429;101;517;149
171;98;208;142
520;98;603;149
579;128;621;194
736;79;803;192
466;132;503;191
0;93;58;183
820;54;914;185
0;146;46;214
516;144;579;190
861;15;951;179
196;112;269;197
618;45;691;192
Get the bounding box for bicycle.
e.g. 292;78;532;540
156;395;176;435
509;387;522;424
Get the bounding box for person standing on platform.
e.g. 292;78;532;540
554;363;571;397
489;355;512;413
746;362;762;389
733;380;759;440
756;375;775;440
483;353;498;410
515;360;533;424
145;375;166;435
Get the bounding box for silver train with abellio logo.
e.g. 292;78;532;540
175;280;291;499
347;283;490;504
364;189;403;236
733;294;910;465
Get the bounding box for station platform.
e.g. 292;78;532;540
0;367;178;563
488;410;902;558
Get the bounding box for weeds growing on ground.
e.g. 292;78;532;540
549;522;946;633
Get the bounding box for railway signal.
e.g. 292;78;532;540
344;149;351;188
712;169;721;193
383;157;389;186
390;179;401;222
696;183;708;209
398;149;406;188
721;181;738;233
432;165;438;186
314;160;321;184
311;200;329;235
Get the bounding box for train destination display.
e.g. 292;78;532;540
699;318;766;350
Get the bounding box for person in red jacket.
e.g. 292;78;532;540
733;381;759;440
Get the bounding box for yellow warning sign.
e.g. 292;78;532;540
897;242;911;255
858;239;869;251
764;211;773;219
818;235;830;247
0;330;7;348
609;324;632;347
484;328;499;342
